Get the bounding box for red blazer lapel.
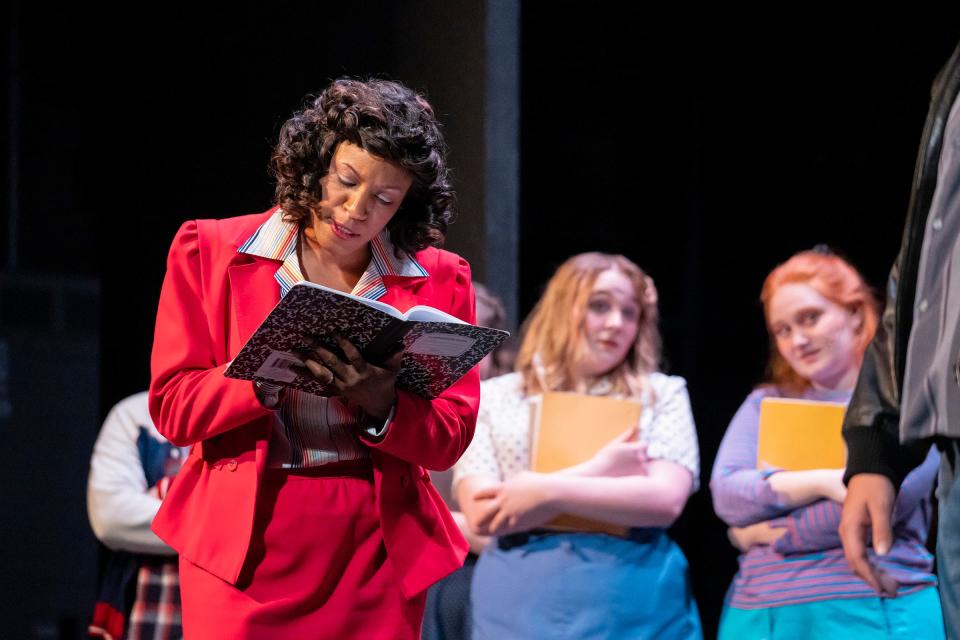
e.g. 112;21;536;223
227;258;282;357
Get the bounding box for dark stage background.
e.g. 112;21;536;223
2;1;959;637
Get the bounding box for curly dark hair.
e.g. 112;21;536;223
272;78;455;254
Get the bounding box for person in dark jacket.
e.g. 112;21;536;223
839;41;960;638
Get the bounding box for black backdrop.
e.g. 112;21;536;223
3;1;960;636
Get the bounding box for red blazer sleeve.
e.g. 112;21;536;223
149;220;270;446
365;255;480;471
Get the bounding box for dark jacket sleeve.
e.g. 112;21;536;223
842;250;931;487
841;45;960;487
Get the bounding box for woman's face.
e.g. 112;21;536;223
312;142;413;256
575;268;641;379
767;282;862;390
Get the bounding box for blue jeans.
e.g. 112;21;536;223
938;440;960;639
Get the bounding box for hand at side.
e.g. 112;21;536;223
838;473;898;597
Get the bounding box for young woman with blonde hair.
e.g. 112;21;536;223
454;252;702;639
711;248;943;639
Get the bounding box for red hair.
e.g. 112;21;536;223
760;250;879;394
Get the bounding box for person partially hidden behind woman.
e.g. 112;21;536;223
454;252;702;639
422;283;510;640
148;78;480;639
87;391;189;640
711;248;943;639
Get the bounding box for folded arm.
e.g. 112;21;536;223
87;397;175;555
727;499;844;555
769;499;843;554
711;391;846;527
538;460;693;529
459;460;693;536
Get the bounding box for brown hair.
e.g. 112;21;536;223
516;252;660;396
272;78;455;254
760;249;879;394
474;282;512;379
475;282;507;330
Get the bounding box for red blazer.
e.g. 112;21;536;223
148;209;477;598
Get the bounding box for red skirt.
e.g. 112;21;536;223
178;463;425;639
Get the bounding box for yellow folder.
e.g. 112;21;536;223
756;397;847;470
530;392;642;535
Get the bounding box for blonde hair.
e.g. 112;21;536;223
516;252;660;396
760;249;879;394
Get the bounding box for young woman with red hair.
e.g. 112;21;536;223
711;249;943;639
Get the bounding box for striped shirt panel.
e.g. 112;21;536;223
712;386;940;608
769;499;843;553
728;543;936;609
238;208;428;469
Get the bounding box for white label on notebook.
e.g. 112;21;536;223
254;351;303;383
408;333;476;357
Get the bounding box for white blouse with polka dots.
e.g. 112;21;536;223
453;371;700;493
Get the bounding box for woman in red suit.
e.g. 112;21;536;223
148;78;479;639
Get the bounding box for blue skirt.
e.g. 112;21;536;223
471;530;702;640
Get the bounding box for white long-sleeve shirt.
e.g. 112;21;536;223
87;391;187;555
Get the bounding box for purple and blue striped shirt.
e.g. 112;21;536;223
711;386;939;609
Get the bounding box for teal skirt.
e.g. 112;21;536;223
471;530;702;640
718;587;945;640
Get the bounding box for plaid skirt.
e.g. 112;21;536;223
128;558;182;640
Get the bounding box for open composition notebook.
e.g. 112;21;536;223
225;280;508;399
530;392;642;536
756;397;847;470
